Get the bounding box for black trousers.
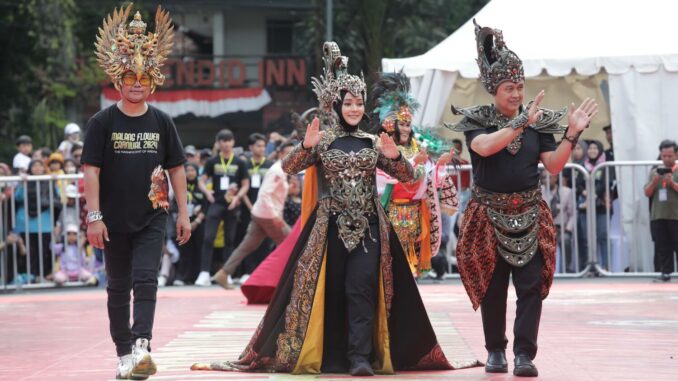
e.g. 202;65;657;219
651;219;678;275
177;222;204;283
200;202;239;272
322;216;380;371
481;251;544;360
104;213;166;356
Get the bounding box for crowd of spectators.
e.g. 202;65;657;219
1;121;676;286
0;121;303;287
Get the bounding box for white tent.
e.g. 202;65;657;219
383;0;678;272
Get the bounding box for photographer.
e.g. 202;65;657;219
644;140;678;282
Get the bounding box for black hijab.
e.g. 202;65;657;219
332;90;369;133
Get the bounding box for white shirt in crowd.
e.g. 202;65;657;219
12;152;31;172
541;184;576;232
251;160;289;220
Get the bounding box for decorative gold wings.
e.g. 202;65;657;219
94;3;174;92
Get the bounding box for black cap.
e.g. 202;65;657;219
15;135;32;145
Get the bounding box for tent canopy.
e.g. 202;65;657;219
383;0;678;78
382;0;678;274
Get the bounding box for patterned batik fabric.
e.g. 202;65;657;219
456;199;556;310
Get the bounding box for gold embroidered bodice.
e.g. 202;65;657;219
282;123;415;252
319;148;379;250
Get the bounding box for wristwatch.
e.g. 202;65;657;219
86;210;104;224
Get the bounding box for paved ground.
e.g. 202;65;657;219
1;278;677;381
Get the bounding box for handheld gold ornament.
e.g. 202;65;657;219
148;165;170;212
94;3;174;93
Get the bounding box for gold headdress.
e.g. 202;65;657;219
94;3;174;93
311;42;367;114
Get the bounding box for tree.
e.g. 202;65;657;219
295;0;489;86
0;0;121;163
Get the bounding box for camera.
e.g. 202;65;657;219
656;167;672;176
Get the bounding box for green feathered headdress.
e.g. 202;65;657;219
369;70;420;133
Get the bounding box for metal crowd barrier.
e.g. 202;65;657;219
0;173;85;290
445;161;674;279
1;162;675;289
587;161;676;277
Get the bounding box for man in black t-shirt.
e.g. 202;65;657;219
84;5;190;380
195;129;250;286
447;20;598;378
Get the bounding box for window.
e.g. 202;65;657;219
266;20;294;54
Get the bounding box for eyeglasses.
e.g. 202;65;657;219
121;72;151;87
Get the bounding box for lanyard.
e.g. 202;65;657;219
187;183;195;202
251;157;266;173
219;153;234;176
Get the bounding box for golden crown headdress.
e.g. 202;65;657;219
94;3;174;93
311;42;367;114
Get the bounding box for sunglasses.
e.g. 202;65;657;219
121;73;152;87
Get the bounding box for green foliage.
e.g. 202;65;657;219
0;0;120;163
296;0;488;87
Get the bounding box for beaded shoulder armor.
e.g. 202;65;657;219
445;104;567;134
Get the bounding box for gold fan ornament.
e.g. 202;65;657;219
94;3;174;93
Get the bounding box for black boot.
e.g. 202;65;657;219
349;358;374;377
513;354;538;377
484;350;508;373
652;273;671;283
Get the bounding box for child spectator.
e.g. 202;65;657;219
52;224;96;286
13;135;33;174
55;184;81;233
58;123;82;160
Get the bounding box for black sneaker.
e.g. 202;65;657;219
652;274;671;283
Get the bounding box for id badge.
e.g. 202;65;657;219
251;174;262;188
187;202;195;217
220;176;230;190
659;188;668;202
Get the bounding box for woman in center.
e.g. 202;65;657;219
192;42;468;376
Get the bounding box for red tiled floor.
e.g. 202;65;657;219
1;278;676;380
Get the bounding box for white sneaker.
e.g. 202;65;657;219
157;275;167;287
194;271;211;286
173;279;185;286
238;274;250;285
115;354;133;379
130;338;156;380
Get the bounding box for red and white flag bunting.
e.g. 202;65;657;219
100;87;271;117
